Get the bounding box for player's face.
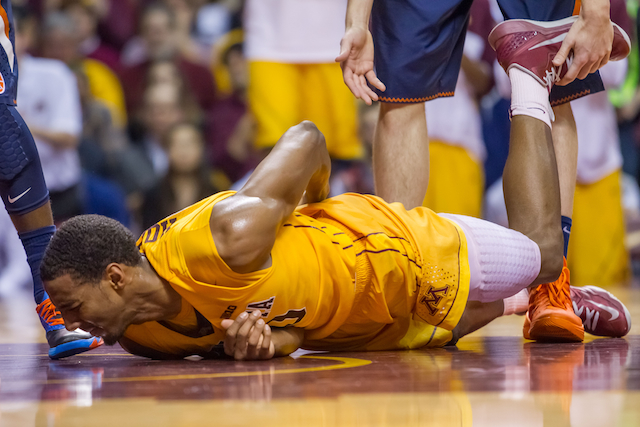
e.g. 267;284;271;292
44;274;132;346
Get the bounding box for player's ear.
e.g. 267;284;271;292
105;263;126;290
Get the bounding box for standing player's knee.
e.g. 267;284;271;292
0;111;28;181
379;102;425;126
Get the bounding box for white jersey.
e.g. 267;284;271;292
17;55;82;192
244;0;347;63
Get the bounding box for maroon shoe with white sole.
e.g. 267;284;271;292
570;285;632;337
489;16;631;92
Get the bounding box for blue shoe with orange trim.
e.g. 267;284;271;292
36;297;103;359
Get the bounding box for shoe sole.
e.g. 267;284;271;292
489;16;578;50
489;16;630;61
528;314;584;342
49;337;104;360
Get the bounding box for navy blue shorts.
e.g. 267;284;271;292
371;0;603;105
0;104;49;215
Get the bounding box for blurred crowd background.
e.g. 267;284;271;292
1;0;640;296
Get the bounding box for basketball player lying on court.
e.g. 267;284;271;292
40;119;631;360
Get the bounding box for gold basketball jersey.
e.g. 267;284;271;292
123;192;469;356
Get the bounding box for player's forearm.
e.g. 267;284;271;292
345;0;374;29
240;121;330;209
271;327;305;357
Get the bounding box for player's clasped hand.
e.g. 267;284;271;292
221;310;275;361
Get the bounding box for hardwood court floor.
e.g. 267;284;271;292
0;286;639;427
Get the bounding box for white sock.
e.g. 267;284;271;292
503;288;530;316
509;68;554;128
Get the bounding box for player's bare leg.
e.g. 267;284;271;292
551;104;578;221
518;103;582;341
450;300;506;343
504;116;564;283
373;102;429;210
10;201;53;231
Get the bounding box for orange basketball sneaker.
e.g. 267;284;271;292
523;257;584;342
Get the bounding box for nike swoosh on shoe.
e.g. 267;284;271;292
586;300;619;321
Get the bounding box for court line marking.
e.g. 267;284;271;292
41;356;372;384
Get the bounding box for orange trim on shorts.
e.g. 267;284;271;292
0;5;9;39
572;0;581;16
379;91;455;103
550;89;591;107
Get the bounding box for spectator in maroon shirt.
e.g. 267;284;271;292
120;3;217;117
96;0;140;51
141;122;223;229
206;41;259;184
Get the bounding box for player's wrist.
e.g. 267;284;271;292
580;0;610;21
271;327;303;357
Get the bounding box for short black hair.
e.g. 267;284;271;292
41;215;142;284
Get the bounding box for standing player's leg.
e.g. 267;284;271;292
550;103;577;257
0;105;103;359
366;0;472;210
373;102;429;209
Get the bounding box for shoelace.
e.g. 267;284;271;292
543;67;559;92
543;267;571;309
36;299;65;326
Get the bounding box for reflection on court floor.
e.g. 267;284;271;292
0;287;638;427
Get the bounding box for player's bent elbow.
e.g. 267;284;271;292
292;121;326;148
297;120;319;133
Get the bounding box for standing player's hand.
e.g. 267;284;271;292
221;310;275;360
553;3;613;85
336;26;386;105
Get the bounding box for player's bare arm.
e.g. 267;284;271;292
554;0;613;85
210;121;330;274
209;122;327;360
336;0;385;105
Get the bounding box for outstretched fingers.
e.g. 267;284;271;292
343;67;362;99
365;70;386;92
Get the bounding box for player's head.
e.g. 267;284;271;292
41;215;142;345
